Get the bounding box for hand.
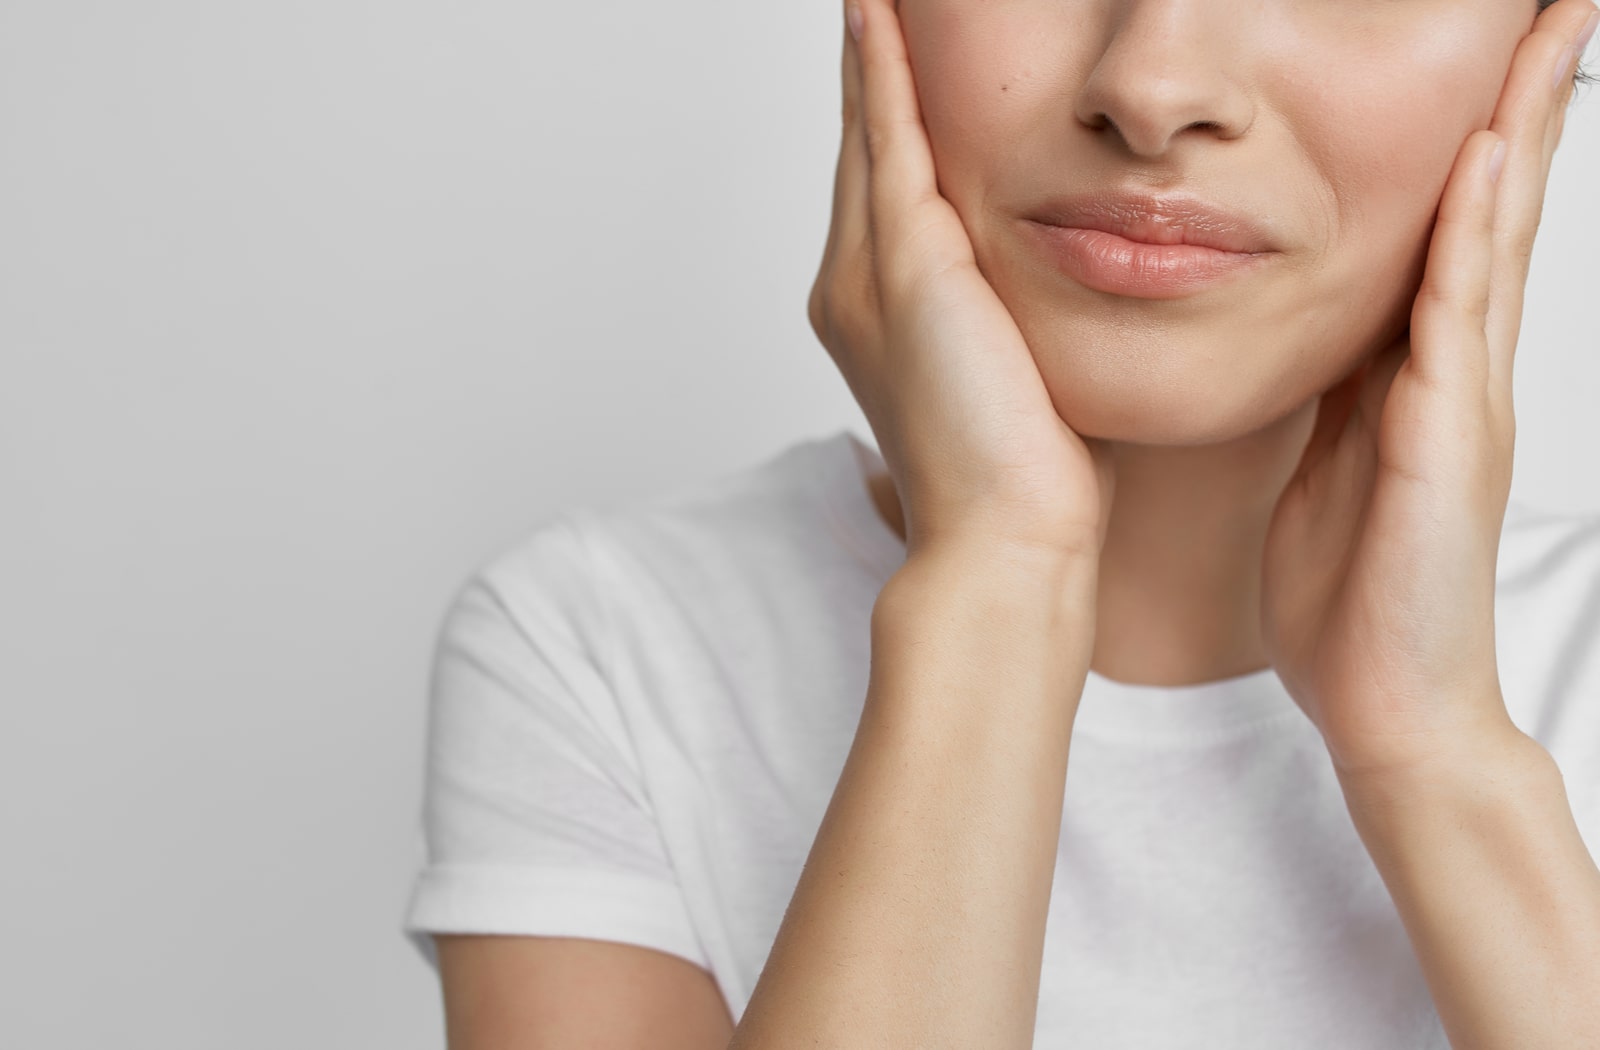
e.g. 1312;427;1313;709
808;0;1116;563
1260;0;1599;782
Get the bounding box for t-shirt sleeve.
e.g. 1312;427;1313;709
1504;506;1600;871
400;514;709;974
1545;516;1600;869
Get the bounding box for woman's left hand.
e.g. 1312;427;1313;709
1260;0;1598;783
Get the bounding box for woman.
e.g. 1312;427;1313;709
403;1;1600;1046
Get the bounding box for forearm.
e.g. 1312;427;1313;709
729;541;1096;1050
1336;722;1600;1049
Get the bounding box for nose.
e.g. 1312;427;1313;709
1073;1;1255;158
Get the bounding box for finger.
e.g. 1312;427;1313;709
1547;5;1598;157
812;10;874;355
1407;131;1503;403
851;0;942;253
1543;5;1597;246
1483;0;1597;372
826;8;869;263
1539;1;1595;237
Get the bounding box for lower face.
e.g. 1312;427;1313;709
897;0;1531;445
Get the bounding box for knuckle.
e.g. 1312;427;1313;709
806;287;826;339
808;277;852;341
1414;279;1462;316
1510;224;1539;266
807;277;836;342
1502;239;1535;278
862;120;890;161
815;265;881;356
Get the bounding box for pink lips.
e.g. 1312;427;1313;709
1022;190;1278;299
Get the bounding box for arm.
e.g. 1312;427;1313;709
1335;712;1600;1049
436;934;734;1050
728;540;1096;1049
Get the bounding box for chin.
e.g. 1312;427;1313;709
1033;344;1304;448
1052;394;1273;446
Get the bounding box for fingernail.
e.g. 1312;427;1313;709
1556;11;1600;92
1552;42;1576;93
1487;138;1508;185
848;2;863;42
1578;11;1600;55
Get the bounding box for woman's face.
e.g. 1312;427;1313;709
897;0;1533;444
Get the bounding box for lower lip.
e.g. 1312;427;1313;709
1023;221;1274;299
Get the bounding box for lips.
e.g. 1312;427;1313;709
1024;190;1275;255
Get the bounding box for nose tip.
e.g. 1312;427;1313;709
1073;26;1255;158
1093;112;1233;155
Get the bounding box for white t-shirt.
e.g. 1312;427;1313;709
400;427;1600;1048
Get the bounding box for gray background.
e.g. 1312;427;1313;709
2;3;1595;1047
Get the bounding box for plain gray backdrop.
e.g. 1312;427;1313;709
2;3;1596;1047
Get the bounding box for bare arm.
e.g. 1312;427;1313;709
437;934;734;1049
728;540;1096;1049
1335;721;1600;1048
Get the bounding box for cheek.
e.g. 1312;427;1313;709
894;1;1525;444
899;3;1051;201
1242;12;1519;375
1281;8;1516;263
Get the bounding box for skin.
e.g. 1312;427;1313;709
858;0;1561;688
787;5;1600;1045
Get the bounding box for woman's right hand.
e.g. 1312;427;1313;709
807;0;1116;564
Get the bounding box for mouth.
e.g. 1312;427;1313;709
1024;189;1277;254
1021;189;1279;299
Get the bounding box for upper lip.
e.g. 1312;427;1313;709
1025;190;1276;254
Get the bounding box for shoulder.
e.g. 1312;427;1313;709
446;432;847;640
433;512;606;677
489;433;846;594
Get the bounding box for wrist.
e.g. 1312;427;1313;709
869;537;1098;731
874;537;1098;644
1335;718;1557;824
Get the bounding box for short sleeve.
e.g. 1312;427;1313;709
400;515;708;973
1500;506;1600;871
1542;518;1600;868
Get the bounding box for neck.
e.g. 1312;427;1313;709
1091;399;1317;685
865;399;1320;687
